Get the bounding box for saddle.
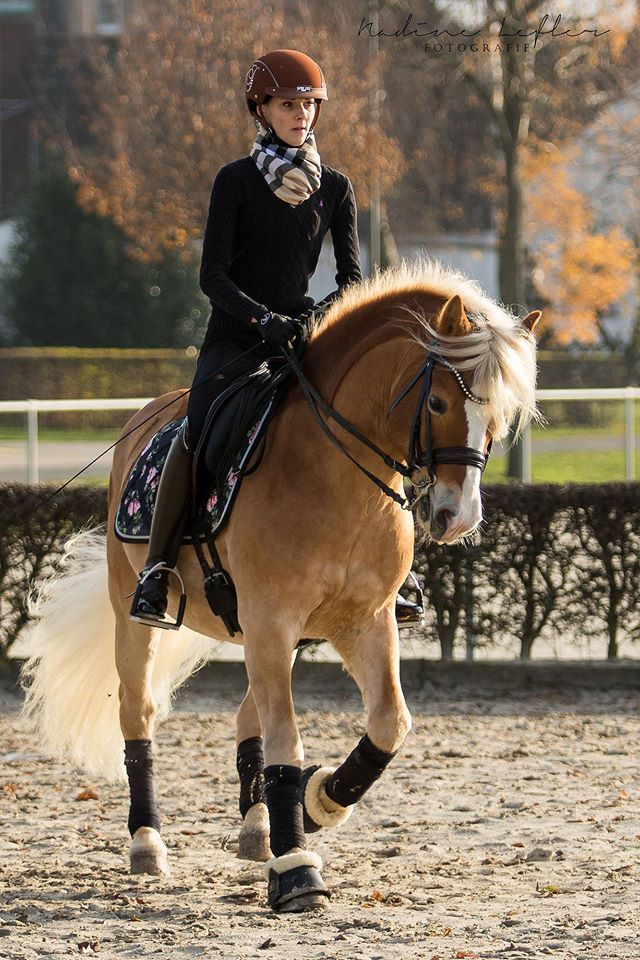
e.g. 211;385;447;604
115;355;294;635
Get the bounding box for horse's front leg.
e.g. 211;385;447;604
303;606;412;833
243;625;329;912
115;610;169;876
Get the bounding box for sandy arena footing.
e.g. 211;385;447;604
1;664;639;959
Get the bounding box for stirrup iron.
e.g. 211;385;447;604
129;562;187;631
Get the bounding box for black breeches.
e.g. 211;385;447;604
186;340;278;451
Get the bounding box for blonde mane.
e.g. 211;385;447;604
313;257;539;441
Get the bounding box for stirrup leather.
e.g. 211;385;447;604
129;561;187;631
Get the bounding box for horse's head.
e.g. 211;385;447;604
404;293;541;545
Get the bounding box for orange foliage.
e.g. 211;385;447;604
523;140;634;343
52;0;404;262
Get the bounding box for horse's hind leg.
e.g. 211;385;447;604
114;609;169;876
303;607;412;831
236;684;270;862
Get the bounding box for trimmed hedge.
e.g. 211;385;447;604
0;348;628;431
414;483;640;660
2;482;639;660
0;348;197;429
0;483;107;652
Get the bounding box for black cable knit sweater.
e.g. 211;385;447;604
199;155;362;348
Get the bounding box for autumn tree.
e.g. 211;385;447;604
558;99;640;380
36;0;404;268
523;139;634;345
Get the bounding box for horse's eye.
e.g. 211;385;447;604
428;395;446;414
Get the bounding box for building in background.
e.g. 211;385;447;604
0;0;36;224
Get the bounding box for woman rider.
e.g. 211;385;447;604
129;49;422;628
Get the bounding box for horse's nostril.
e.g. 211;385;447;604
436;508;453;531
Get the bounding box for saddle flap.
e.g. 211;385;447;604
114;361;293;545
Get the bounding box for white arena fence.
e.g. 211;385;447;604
0;388;639;484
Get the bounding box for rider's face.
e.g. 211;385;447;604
259;97;318;146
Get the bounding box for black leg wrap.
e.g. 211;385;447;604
264;764;306;857
325;734;397;807
237;736;266;818
125;739;161;836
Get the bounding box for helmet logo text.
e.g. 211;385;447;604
245;63;259;92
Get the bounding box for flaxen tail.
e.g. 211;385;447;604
20;528;213;782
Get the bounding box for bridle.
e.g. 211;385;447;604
283;347;492;512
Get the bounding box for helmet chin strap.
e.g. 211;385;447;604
256;108;273;133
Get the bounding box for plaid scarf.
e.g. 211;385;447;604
250;121;322;206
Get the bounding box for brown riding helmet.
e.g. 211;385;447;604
245;49;328;131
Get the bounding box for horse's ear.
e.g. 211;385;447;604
522;310;542;333
437;295;472;336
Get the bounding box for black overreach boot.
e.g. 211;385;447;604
129;424;193;630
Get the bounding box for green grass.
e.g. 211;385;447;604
485;449;633;484
0;426;119;442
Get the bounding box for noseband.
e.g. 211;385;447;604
284;348;492;512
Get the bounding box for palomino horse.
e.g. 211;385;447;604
21;260;540;912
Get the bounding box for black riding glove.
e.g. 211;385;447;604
258;310;298;348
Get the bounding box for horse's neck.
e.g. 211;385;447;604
301;292;442;468
304;291;443;402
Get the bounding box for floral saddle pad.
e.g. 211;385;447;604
114;396;277;544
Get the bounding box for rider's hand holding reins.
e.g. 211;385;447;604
258;310;298;348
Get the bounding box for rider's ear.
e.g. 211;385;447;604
437;295;472;337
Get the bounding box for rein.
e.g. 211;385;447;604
283;345;491;512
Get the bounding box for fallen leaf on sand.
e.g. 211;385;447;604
75;789;99;801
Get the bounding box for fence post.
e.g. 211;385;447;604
625;391;635;481
521;423;532;483
27;402;39;484
464;557;475;661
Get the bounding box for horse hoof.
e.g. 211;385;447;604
237;802;271;862
129;826;170;876
276;891;329;913
265;851;330;913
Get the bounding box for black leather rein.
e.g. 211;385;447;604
283;346;492;512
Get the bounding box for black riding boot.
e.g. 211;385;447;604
395;593;425;625
395;571;425;626
129;425;193;629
